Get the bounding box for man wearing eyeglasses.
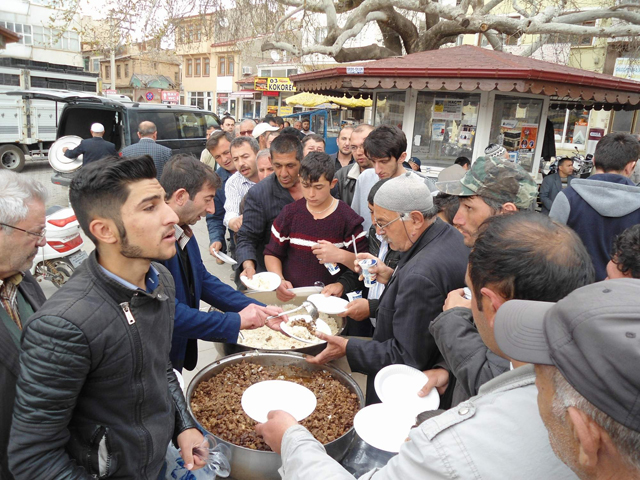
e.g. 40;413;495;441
307;173;469;405
0;171;48;480
334;124;374;207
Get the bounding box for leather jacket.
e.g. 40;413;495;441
9;252;197;479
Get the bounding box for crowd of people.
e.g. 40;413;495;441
1;111;640;480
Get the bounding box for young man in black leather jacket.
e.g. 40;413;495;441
9;156;205;479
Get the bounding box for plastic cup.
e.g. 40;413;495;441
358;259;377;287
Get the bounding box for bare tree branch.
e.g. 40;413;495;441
483;30;504;50
521;33;550;56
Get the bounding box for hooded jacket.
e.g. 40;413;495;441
549;173;640;281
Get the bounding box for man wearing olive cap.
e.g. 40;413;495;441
63;122;117;166
494;279;640;479
419;156;538;406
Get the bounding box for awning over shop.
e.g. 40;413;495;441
290;46;640;110
230;90;258;98
285;92;372;108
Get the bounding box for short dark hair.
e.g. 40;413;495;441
263;115;276;124
274;116;284;126
270;134;303;162
558;157;573;168
221;116;235;125
610;224;640;279
280;126;305;140
206;130;234;152
69;155;156;244
364;125;407;162
300;152;335;183
454;156;471;168
594;132;640;172
302;117;310;123
230;136;259;154
160;154;221;200
433;192;460;224
302;134;325;147
367;178;390;205
469;212;594;310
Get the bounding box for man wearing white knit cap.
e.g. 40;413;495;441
63;122;117;166
304;172;469;405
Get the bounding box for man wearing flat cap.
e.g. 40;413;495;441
63;122;117;166
495;279;640;480
306;172;469;405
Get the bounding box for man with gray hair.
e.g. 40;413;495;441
0;171;47;480
307;172;469;404
495;279;640;480
238;118;256;137
225;136;261;234
121;120;172;179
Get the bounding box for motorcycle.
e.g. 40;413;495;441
31;205;87;288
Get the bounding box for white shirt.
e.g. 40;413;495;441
223;171;256;228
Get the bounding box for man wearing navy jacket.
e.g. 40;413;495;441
159;154;283;371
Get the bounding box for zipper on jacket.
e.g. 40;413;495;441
120;301;153;478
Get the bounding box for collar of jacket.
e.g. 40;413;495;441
268;172;295;202
85;250;170;304
478;363;535;396
138;137;155;143
394;217;448;271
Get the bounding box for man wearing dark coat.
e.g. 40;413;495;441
0;171;48;480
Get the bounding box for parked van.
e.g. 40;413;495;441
4;90;220;171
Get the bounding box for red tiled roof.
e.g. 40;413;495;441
291;45;640;94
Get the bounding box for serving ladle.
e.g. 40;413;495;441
237;301;320;343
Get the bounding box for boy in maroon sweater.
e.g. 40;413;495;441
264;152;367;302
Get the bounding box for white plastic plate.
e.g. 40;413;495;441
353;403;416;453
240;272;282;292
213;250;237;265
374;364;440;415
307;294;348;315
241;380;317;424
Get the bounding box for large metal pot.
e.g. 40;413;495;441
223;287;346;356
186;351;365;480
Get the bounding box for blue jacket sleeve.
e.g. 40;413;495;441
207;189;226;245
171;262;263;343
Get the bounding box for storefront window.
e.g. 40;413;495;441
611;110;634;133
411;92;480;169
489;95;544;172
374;92;405;129
547;108;590;147
242;99;253;118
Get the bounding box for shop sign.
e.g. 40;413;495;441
145;92;154;101
588;128;604;141
262;91;279;97
267;105;278;114
279;106;293;116
102;89;117;95
432;98;463;121
161;91;180;104
254;77;296;92
613;58;640;81
346;67;364;75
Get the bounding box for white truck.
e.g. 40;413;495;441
0;63;98;171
